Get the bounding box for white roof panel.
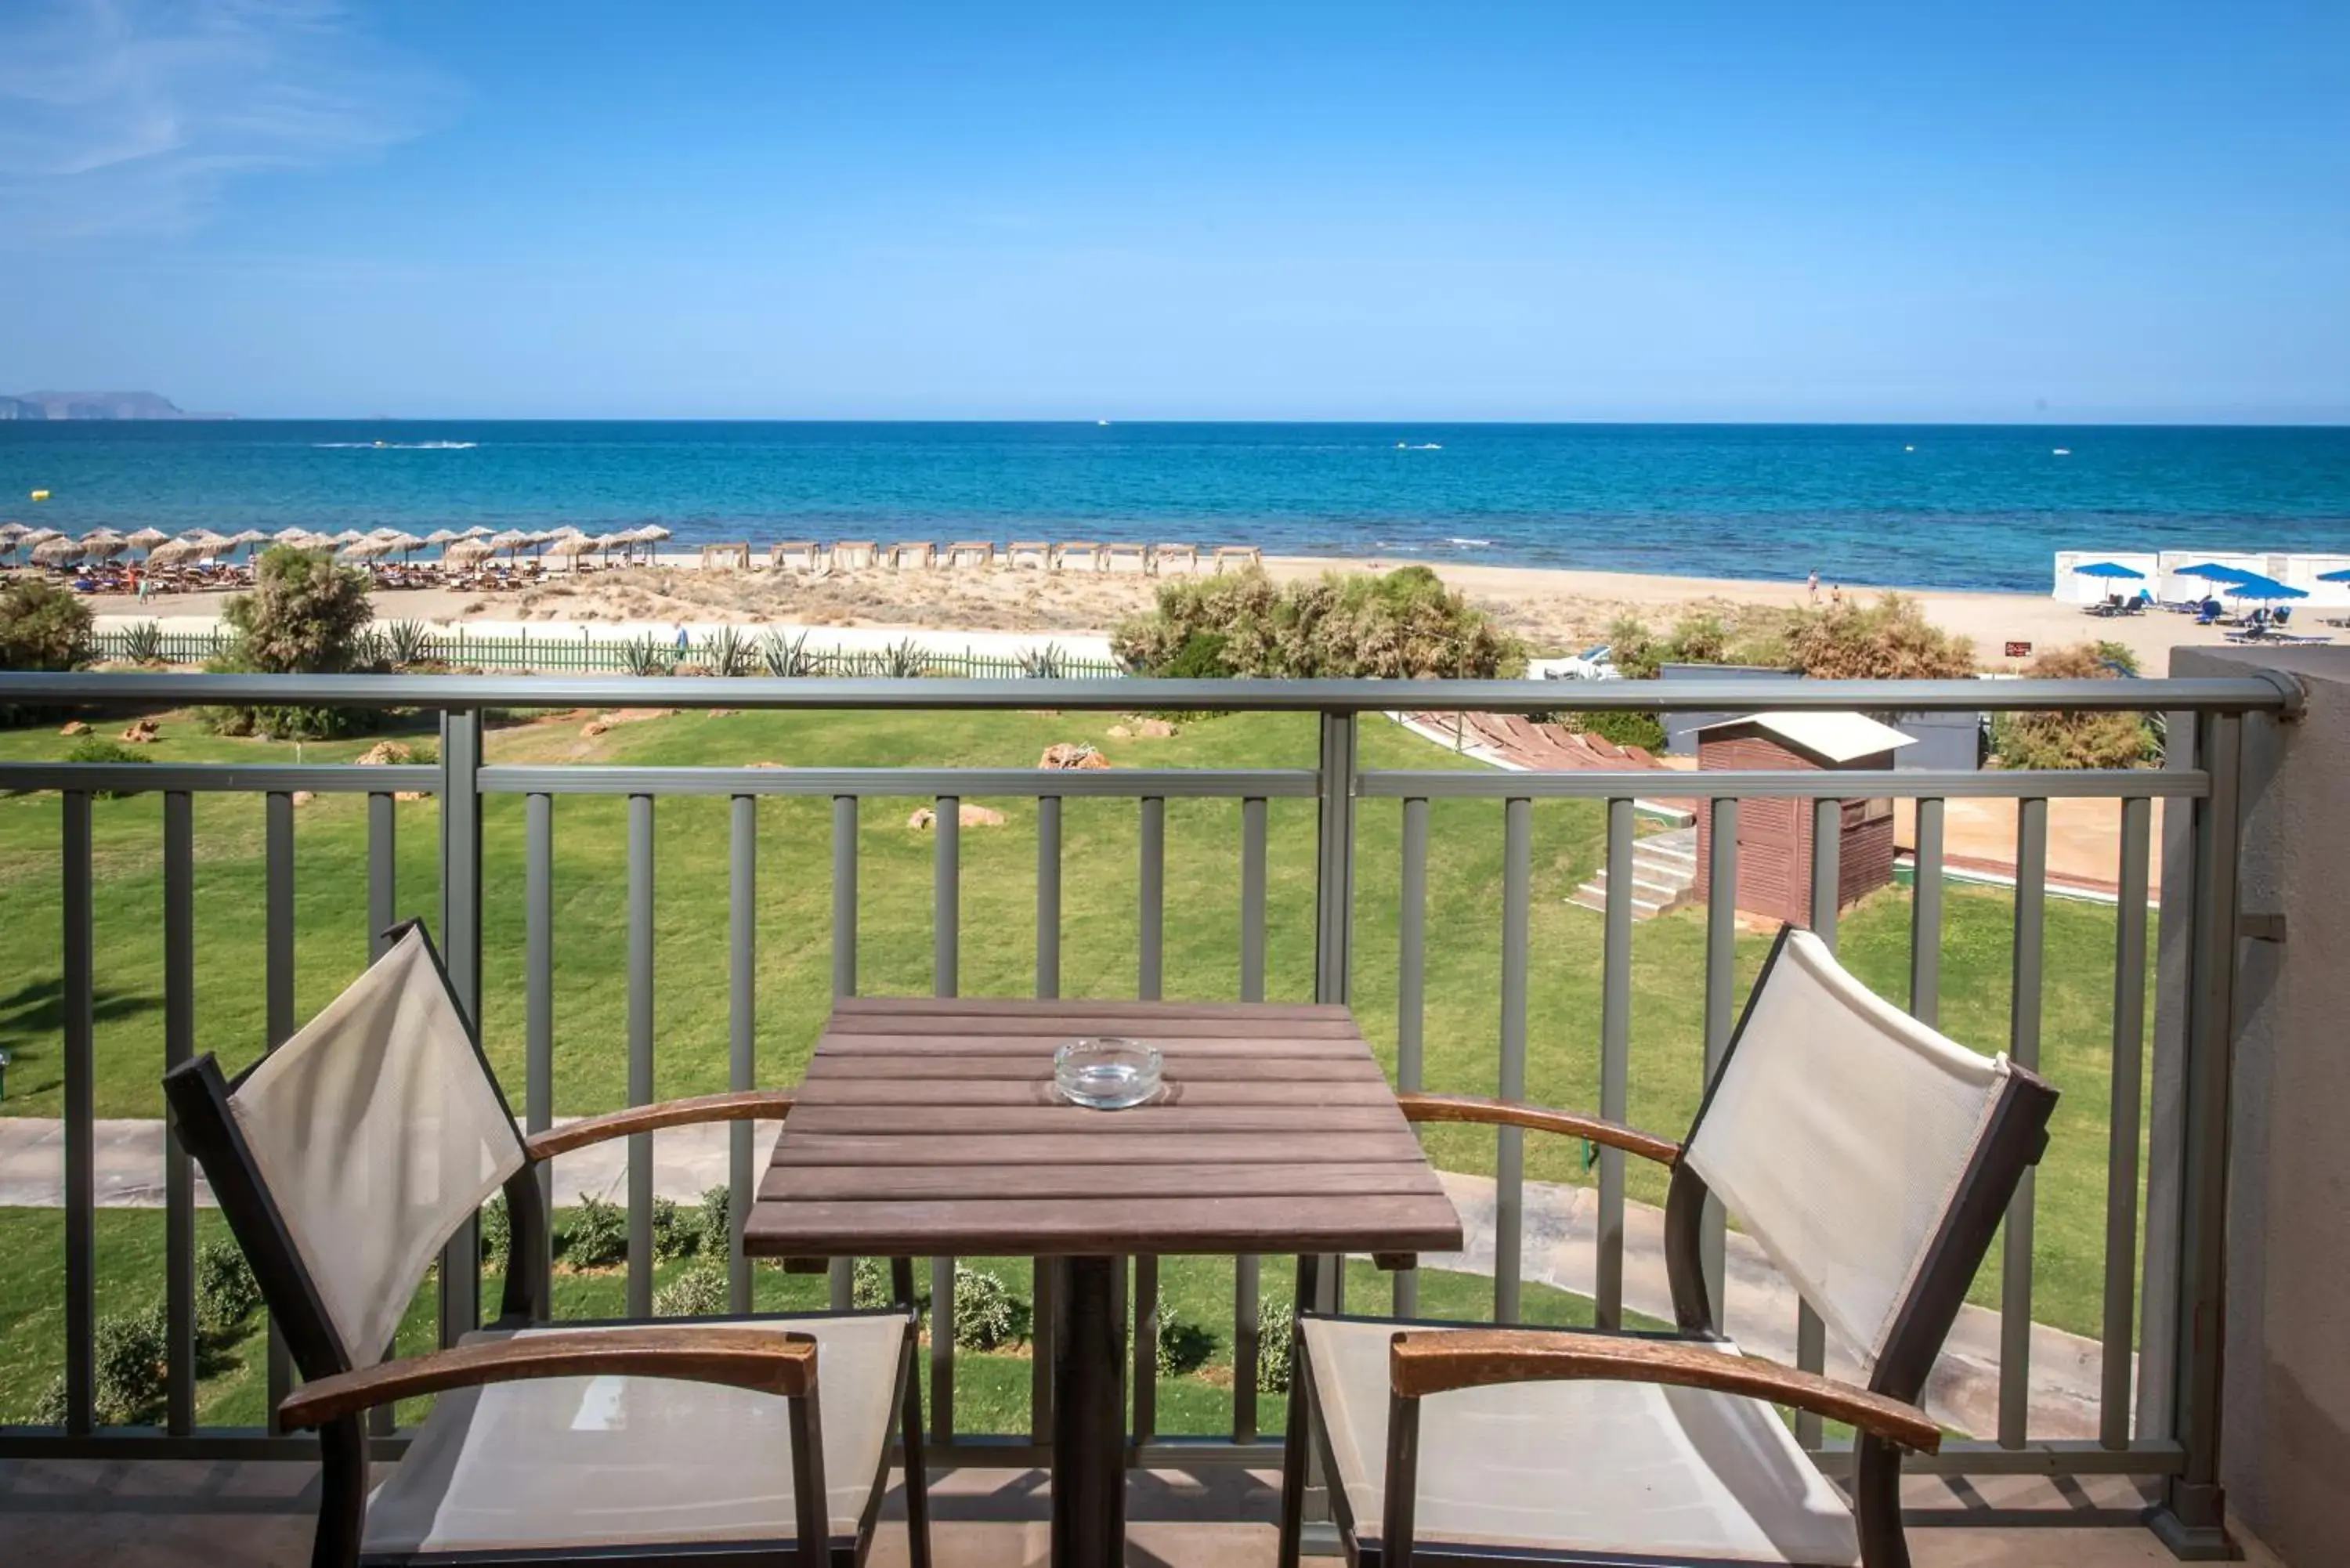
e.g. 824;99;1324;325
1696;710;1918;764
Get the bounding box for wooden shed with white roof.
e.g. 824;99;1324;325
1693;711;1914;927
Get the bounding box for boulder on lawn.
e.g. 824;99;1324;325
355;740;414;766
1039;742;1111;770
908;804;1008;830
118;719;159;744
59;721;91;736
581;719;610;738
1133;717;1177;739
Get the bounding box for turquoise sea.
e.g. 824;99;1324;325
2;421;2345;594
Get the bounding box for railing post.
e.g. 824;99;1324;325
2149;711;2243;1560
1314;711;1358;1006
439;706;485;1346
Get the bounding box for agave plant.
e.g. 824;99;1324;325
761;629;820;678
880;637;930;679
380;619;431;670
120;620;164;665
701;626;757;677
620;634;674;677
1014;641;1066;679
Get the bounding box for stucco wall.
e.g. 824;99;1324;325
2172;645;2350;1566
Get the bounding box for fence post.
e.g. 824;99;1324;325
2148;711;2243;1559
438;706;485;1346
1314;710;1358;1006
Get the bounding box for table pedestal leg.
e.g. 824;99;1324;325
1051;1255;1126;1568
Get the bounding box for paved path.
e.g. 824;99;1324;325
0;1118;2109;1440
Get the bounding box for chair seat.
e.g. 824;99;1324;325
1300;1317;1860;1567
363;1313;909;1559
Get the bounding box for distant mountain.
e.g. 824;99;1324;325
0;391;233;421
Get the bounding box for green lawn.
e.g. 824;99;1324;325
0;1205;1636;1432
0;703;2153;1367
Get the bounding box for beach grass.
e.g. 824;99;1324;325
0;703;2150;1353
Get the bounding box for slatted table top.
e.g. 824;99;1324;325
744;997;1463;1259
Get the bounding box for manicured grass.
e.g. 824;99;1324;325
0;704;2153;1349
0;1205;1636;1433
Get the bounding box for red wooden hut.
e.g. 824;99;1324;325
1693;711;1914;927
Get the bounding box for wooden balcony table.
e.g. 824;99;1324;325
745;996;1463;1568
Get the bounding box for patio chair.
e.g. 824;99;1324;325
161;920;931;1568
1278;925;2058;1568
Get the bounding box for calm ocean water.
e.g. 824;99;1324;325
3;421;2345;593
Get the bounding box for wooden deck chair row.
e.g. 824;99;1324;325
1278;924;2057;1568
163;921;931;1568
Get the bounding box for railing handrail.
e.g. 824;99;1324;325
0;669;2301;714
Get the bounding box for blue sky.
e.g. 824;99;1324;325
2;1;2345;421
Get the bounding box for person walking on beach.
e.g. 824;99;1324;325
1830;583;1845;609
1807;569;1819;602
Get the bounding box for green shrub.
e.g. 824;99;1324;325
761;629;819;677
92;1302;168;1424
560;1194;627;1269
120;620;164;665
621;634;674;677
379;619;432;669
1113;565;1520;680
203;546;381;739
1152;1310;1215;1377
1015;641;1068;679
194;1242;260;1340
651;1196;693;1261
852;1256;896;1311
1990;643;2157;769
653;1263;729;1318
1254;1296;1294;1393
879;637;930;678
695;1185;732;1256
63;734;153;797
951;1265;1019;1350
478;1194;512;1269
31;1375;69;1427
1565;710;1668;753
0;578;94;670
1784;592;1975;680
701;627;757;677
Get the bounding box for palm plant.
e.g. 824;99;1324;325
1014;641;1066;679
620;634;674;677
701;626;757;677
761;629;820;677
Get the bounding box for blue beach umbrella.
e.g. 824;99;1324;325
2174;562;2254;583
2075;561;2145;580
2318;568;2350;583
2225;574;2307;602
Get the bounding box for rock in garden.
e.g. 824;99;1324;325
59;721;90;736
355;741;414;766
1133;717;1177;738
1107;724;1132;739
581;719;610;738
959;804;1006;827
1039;742;1111;770
118;720;159;743
907;807;935;829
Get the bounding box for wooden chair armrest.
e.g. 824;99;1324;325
1396;1093;1680;1167
279;1326;817;1431
1387;1328;1940;1453
525;1089;794;1162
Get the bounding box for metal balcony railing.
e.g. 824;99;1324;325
0;669;2298;1534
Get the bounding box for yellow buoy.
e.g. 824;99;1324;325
30;490;50;501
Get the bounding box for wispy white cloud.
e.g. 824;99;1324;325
0;0;450;240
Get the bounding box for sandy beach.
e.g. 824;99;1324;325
68;551;2283;671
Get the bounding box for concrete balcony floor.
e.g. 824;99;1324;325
0;1460;2286;1567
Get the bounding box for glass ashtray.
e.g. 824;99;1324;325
1054;1038;1163;1110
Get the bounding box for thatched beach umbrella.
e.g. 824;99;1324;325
444;539;493;567
488;529;533;556
342;537;394;560
273;526;312;543
34;537;85;565
425;529;460;548
126;527;171;552
548;533;601;571
146;539;203;567
81;532;130;561
461;525;494;539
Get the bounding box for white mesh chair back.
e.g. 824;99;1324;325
1683;928;2010;1369
226;925;525;1369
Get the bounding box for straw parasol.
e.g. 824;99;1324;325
425;529;460;547
273;526;313;542
342;537;394;560
146;539;204;567
126;526;171;551
488;529;533;555
33;537;85;565
443;538;493;566
548;533;602;570
81;533;130;561
461;525;494;539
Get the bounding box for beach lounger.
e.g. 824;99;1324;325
1054;540;1104;572
889;541;938;569
770;540;822;572
1006;540;1052;571
1152;542;1199;574
944;540;996;569
1103;542;1150;574
831;540;878;571
1213;544;1264;573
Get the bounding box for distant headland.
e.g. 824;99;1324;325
0;391;232;421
